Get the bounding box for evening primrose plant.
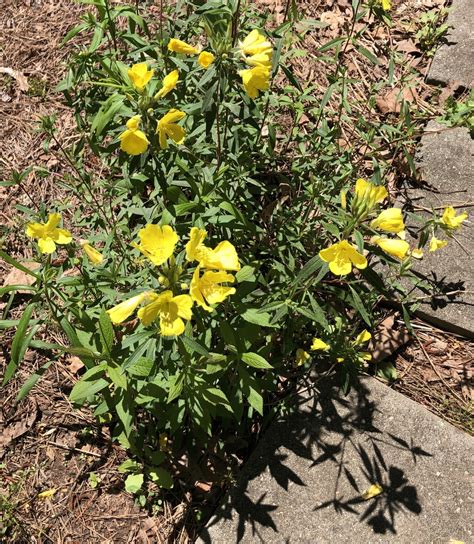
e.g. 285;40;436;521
2;0;469;496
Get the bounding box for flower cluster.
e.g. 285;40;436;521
318;178;468;276
119;30;272;156
238;30;273;99
296;329;372;368
107;226;240;336
25;213;103;265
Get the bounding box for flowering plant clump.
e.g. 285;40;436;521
2;0;469;497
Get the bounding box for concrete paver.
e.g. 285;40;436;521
199;377;473;543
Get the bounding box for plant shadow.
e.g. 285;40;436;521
199;376;431;543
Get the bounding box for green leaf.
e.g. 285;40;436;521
349;285;372;327
126;357;154;377
294;255;323;285
235;265;256;283
98;309;114;355
107;365;127;389
180;335;210;357
357;45;380;65
124;473;144;494
17;360;53;401
377;361;398;381
167;373;184;403
149;467;173;489
241;308;276;327
3;303;36;386
70;377;109;404
241;352;273;370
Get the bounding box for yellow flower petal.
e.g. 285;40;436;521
361;483;383;500
168;38;199;55
295;348;310;366
371;208;405;233
355;178;388;204
239;65;270;99
429;236;448;252
155;69;179;98
107;292;150;324
38;488;57;499
134;224;179;266
198;51;215;69
120;121;150;155
201;241;240;271
157;109;186;149
311;338;330;351
38;237;56;254
239;29;272;57
319;240;367;276
373;237;410;259
190;267;236;311
186;227;207;262
353;329;371;345
80;241;104;265
128;63;154;90
440;206;467;230
137;290;192;336
410;248;424;259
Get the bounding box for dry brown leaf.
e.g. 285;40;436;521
194;481;213;493
3;262;40;292
0;402;38;456
0;66;29;92
369;315;411;363
66;355;84;374
396;39;419;54
321;11;344;30
376;87;419;113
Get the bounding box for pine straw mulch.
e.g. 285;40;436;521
1;0;473;543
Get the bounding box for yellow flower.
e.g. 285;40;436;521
107;292;151;324
319;240;367;276
295;348;310;366
26;213;72;254
137;291;193;336
372;236;410;259
155;69;179;99
190;266;236;311
239;29;272;58
132;224;179;266
245;52;272;69
429;236;448;252
410;248;424;259
353;329;371;345
185;227;240;271
168;38;199;55
80;240;103;265
361;483;383;500
440;206;467;230
311;338;330;351
354;178;388;211
370;208;405;233
119;115;149;155
198;51;215;69
128;63;154;90
377;0;391;10
156;109;186;149
239;65;270;99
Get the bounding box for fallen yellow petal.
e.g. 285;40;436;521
361;483;383;500
38;488;57;499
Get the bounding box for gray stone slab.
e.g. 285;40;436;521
401;121;474;338
199;377;473;544
428;0;474;88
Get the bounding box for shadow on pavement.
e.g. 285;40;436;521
199;376;431;543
